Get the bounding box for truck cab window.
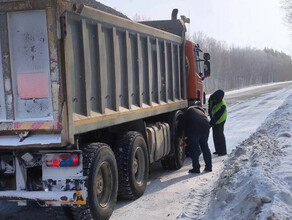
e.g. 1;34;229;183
194;47;203;78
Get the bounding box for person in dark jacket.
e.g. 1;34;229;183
208;89;227;156
185;105;212;173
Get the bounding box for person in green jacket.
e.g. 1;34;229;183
208;89;227;156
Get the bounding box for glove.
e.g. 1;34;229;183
209;119;215;127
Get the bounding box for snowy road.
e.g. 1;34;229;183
1;81;292;220
111;81;292;220
222;81;292;156
203;88;292;220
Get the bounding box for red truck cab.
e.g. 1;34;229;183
185;40;210;105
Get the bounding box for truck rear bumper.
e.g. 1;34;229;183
0;134;61;147
0;190;87;206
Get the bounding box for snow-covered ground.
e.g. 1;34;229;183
202;93;292;220
1;82;292;220
111;82;292;220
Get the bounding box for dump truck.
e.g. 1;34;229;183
0;1;210;219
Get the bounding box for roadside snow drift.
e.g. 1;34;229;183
203;94;292;220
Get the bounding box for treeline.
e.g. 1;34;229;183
191;32;292;94
282;0;292;28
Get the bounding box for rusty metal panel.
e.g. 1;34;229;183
63;14;75;143
0;2;62;134
0;0;54;13
0;13;13;120
0;2;64;147
46;7;60;123
7;10;53;120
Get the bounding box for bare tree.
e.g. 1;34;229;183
192;32;292;94
282;0;292;28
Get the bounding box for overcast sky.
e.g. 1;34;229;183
98;0;292;56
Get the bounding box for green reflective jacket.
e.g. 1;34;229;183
211;99;227;125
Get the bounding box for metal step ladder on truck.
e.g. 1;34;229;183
0;1;210;219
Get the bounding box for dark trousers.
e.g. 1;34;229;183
188;134;212;171
212;121;227;155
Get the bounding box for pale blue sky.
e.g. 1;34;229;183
98;0;292;55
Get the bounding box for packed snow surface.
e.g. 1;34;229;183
111;82;292;220
202;94;292;220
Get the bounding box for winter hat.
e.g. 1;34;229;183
211;89;225;103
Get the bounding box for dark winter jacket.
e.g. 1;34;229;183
185;106;210;137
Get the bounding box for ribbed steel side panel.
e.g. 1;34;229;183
63;6;187;137
0;0;187;147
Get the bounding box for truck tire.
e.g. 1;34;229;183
71;143;118;220
62;207;76;220
161;110;185;170
45;207;75;220
114;131;149;200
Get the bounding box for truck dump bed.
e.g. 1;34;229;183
0;0;187;147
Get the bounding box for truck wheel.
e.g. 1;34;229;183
161;110;185;170
45;207;75;220
71;143;118;220
114;131;149;200
62;207;76;220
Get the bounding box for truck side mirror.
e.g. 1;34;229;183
204;61;210;77
204;53;210;61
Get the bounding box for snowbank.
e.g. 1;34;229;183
203;94;292;220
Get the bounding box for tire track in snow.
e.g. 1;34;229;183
177;157;225;220
177;85;292;220
177;180;212;219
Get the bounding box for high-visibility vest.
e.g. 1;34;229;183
211;99;227;125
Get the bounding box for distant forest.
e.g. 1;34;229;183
191;32;292;94
282;0;292;29
132;12;292;94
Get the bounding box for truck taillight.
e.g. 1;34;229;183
46;154;79;167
